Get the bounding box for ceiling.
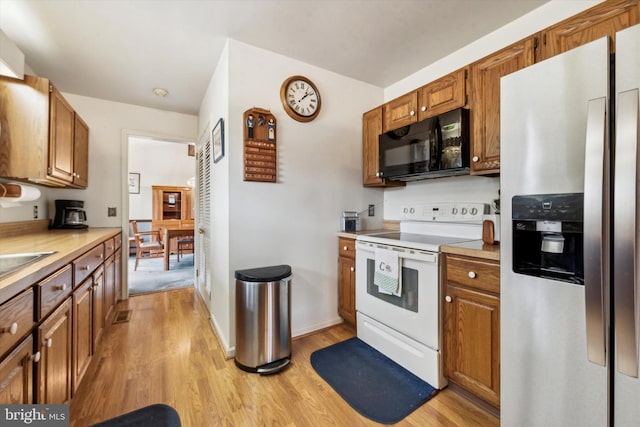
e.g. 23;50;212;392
0;0;549;115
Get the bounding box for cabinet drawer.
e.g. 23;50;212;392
446;255;499;294
36;264;73;321
73;244;105;286
114;233;122;250
104;238;115;258
0;288;34;358
338;237;356;259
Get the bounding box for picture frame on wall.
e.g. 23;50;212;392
213;118;225;163
128;172;140;194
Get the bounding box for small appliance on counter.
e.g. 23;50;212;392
341;211;360;232
51;199;88;229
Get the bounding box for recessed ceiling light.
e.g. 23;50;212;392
153;87;169;97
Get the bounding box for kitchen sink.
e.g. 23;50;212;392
0;251;56;280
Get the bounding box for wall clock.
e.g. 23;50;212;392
280;75;322;122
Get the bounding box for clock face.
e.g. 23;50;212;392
281;76;321;122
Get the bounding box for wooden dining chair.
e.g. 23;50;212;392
176;236;194;261
131;220;165;270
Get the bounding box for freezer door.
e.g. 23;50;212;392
500;37;609;427
614;23;640;427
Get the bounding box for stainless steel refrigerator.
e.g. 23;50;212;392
500;24;639;427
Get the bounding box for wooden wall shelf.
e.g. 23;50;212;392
243;107;277;182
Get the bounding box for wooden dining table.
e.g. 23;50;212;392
163;227;194;270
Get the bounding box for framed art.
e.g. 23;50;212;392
128;172;140;194
213;118;225;163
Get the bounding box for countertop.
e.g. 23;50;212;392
0;227;121;305
441;240;500;261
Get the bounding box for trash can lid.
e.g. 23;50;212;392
235;265;292;282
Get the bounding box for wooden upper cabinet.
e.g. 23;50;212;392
383;92;417;132
539;0;640;61
362;107;405;188
73;115;89;188
0;75;89;188
417;68;468;120
49;87;75;184
469;36;537;175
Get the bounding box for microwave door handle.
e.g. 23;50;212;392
435;120;443;168
614;88;640;378
584;96;608;366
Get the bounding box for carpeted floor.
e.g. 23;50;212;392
128;254;194;295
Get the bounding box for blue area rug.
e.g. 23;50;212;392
310;337;438;424
128;254;194;295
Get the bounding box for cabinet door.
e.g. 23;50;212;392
103;255;116;326
36;298;72;404
539;0;639;61
444;283;500;408
0;336;34;404
469;37;536;175
418;68;468;120
73;114;89;188
92;266;105;352
362;107;405;188
49;86;75;184
72;278;92;393
383;91;417;132
338;256;356;326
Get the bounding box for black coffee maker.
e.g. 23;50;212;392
51;200;88;229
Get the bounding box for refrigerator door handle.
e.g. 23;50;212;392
614;88;639;378
584;97;608;366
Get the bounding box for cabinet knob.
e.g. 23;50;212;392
445;295;452;303
57;283;68;291
468;271;477;279
80;266;89;271
350;267;355;272
198;228;205;234
472;156;479;162
2;322;18;335
421;106;427;112
46;338;53;348
409;110;415;116
343;246;348;251
31;351;41;363
376;172;382;178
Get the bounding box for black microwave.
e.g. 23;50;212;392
378;108;470;181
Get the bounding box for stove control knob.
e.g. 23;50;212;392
409;208;415;214
403;207;408;214
461;208;468;215
470;207;478;215
451;207;458;215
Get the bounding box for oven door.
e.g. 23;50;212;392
355;240;440;349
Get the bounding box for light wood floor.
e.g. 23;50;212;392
70;287;499;427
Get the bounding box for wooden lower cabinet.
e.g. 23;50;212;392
73;277;93;393
0;336;34;404
37;298;72;404
443;254;500;408
92;266;105;352
337;237;356;326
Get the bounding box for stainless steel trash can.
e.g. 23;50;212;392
234;264;292;374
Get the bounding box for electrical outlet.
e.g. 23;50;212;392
368;204;375;217
33;205;38;219
107;207;117;217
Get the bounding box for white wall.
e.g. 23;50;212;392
381;0;603;217
128;137;195;219
199;39;385;353
44;94;197;228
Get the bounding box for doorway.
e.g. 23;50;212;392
122;132;196;297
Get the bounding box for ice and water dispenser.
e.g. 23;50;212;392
512;193;584;285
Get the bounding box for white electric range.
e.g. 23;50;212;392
355;202;488;388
